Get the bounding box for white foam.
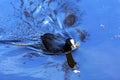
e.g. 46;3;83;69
73;69;80;73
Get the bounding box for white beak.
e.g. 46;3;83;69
70;39;80;50
70;39;76;48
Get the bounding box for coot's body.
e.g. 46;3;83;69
41;33;65;53
41;33;78;68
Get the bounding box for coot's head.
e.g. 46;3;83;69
66;38;75;47
64;38;76;52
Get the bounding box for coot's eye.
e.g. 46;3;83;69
66;38;71;44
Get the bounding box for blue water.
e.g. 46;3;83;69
0;0;120;80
